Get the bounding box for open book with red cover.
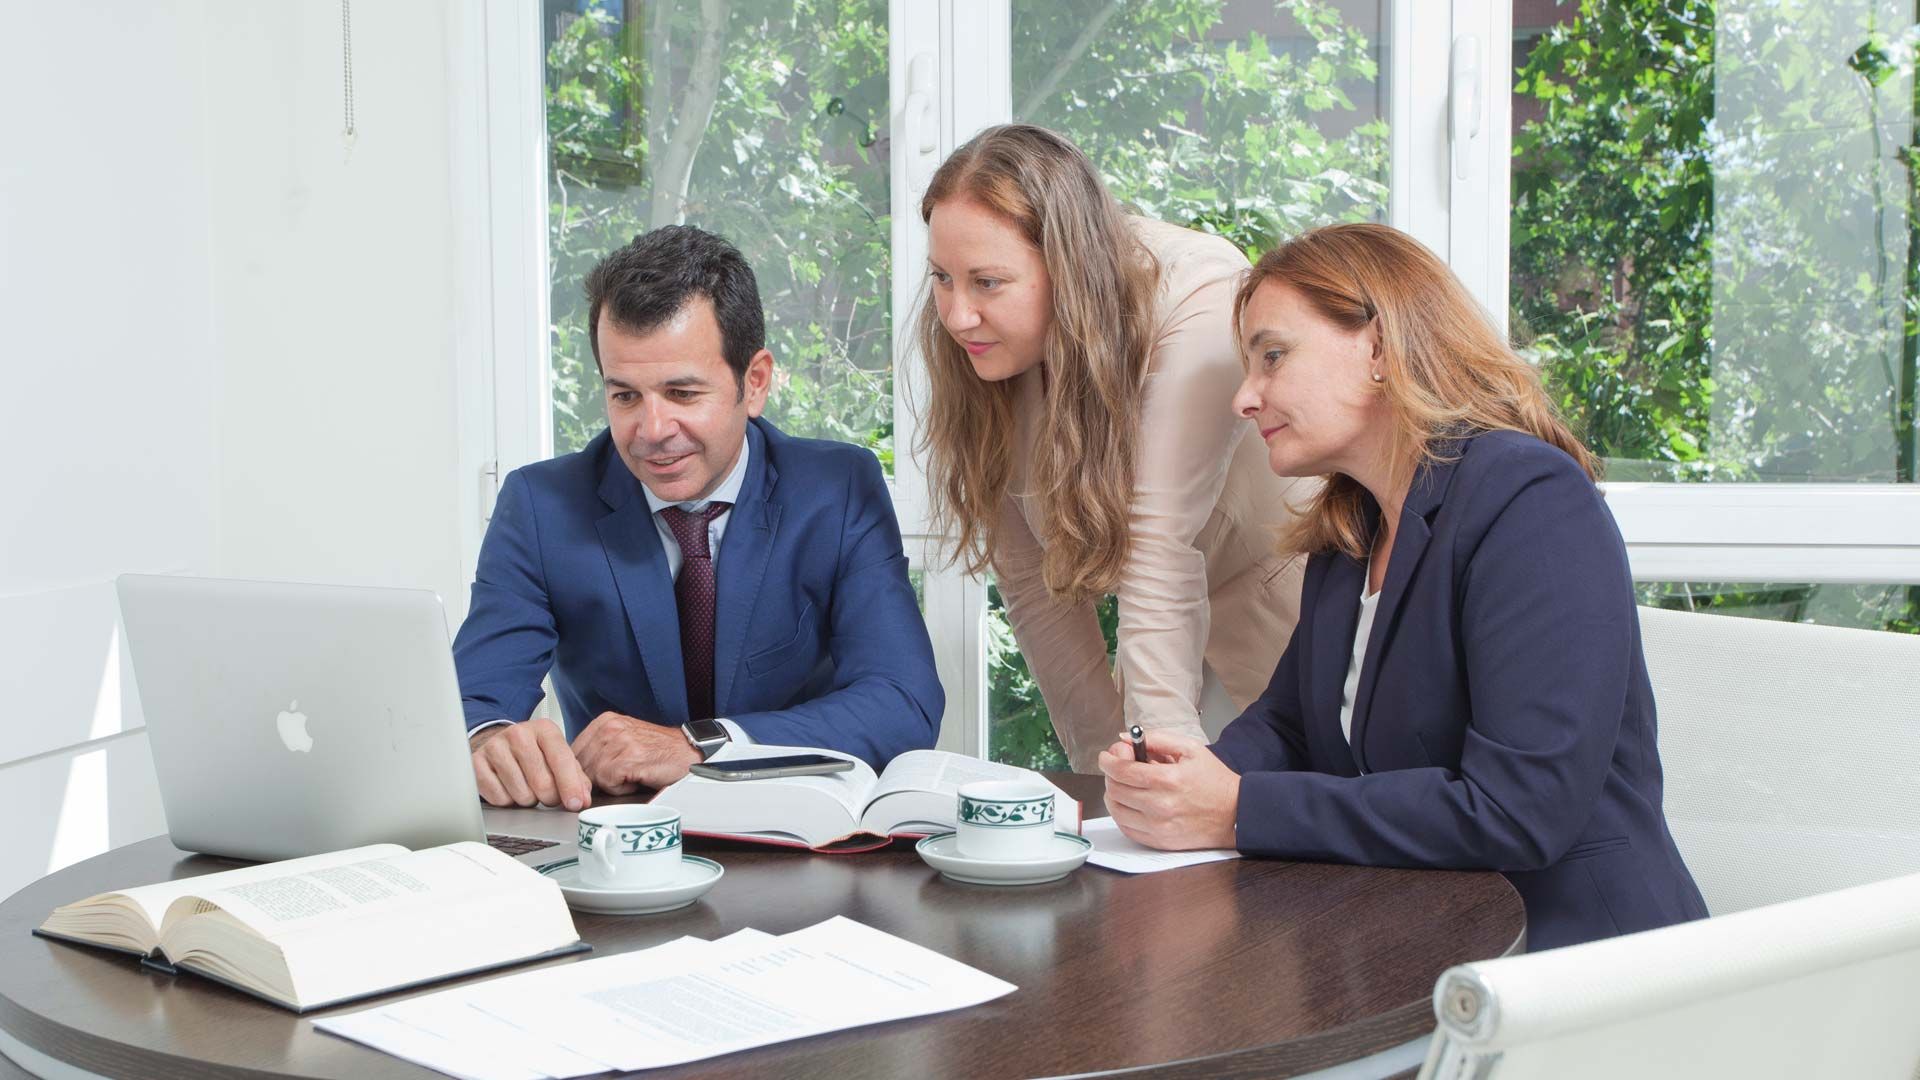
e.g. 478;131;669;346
654;746;1083;853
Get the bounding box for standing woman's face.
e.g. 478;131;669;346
926;197;1054;382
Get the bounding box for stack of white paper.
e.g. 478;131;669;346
315;917;1016;1079
1081;817;1242;874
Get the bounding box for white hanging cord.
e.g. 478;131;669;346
341;0;358;153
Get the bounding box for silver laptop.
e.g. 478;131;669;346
115;574;572;866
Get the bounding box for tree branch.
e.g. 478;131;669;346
1015;0;1124;121
644;0;670;176
650;0;730;228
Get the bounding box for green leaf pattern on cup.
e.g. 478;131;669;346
579;820;680;852
959;798;1055;827
620;823;681;853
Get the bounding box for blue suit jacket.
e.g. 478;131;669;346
452;418;942;769
1212;430;1707;951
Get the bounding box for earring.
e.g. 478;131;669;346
1370;371;1384;383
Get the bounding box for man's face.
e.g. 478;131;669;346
600;296;772;503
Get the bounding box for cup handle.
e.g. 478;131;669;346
587;826;619;881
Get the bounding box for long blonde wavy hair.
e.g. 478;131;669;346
1236;223;1600;560
914;125;1161;603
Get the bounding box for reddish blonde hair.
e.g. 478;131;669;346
1236;223;1599;558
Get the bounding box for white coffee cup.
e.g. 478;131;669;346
576;804;683;889
955;780;1057;860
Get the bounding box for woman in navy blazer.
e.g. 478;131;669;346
1099;223;1707;951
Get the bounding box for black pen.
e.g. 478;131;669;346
1128;724;1148;762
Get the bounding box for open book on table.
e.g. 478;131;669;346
34;841;586;1012
655;746;1083;852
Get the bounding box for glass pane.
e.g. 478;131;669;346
985;580;1118;771
1640;582;1919;634
1511;0;1920;483
992;1;1393;765
542;0;893;466
1014;0;1391;250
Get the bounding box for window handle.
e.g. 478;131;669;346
903;52;938;191
1451;34;1483;182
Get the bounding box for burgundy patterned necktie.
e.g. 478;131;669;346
659;502;732;721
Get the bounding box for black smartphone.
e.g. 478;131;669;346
687;754;857;781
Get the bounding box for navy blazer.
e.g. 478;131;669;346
452;418;942;769
1211;430;1707;951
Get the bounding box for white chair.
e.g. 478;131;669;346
1416;869;1920;1079
1638;604;1920;915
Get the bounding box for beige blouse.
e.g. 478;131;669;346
994;216;1315;772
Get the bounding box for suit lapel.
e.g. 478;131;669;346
1348;448;1463;771
594;450;687;723
712;422;779;716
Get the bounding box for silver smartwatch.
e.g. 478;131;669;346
682;718;731;760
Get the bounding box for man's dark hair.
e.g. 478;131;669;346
583;225;766;390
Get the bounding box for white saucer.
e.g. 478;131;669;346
915;831;1092;886
539;855;724;915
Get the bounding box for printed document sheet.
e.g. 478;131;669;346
1081;816;1241;874
316;918;1015;1079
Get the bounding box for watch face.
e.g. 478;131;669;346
684;718;729;743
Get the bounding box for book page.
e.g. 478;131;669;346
48;844;408;947
707;743;878;820
867;749;1030;798
859;750;1082;834
654;743;880;847
162;843;530;940
238;845;579;1009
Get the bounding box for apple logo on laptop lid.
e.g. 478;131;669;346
276;700;313;753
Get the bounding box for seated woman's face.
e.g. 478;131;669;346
926;197;1053;382
1232;280;1387;480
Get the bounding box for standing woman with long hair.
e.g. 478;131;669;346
918;124;1315;772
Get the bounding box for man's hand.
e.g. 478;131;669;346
1097;729;1241;850
571;711;703;794
470;718;591;811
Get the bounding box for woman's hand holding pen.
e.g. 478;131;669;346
1097;729;1240;851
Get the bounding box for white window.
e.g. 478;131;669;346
1495;0;1920;597
465;0;1915;766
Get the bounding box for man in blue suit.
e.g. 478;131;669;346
456;226;942;810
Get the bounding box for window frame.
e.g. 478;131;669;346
462;0;1497;757
1456;0;1920;587
461;0;1919;766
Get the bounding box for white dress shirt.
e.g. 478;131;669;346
641;433;751;580
1338;564;1380;751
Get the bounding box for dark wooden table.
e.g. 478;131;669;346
0;774;1523;1079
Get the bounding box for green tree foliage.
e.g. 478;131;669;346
544;0;894;464
1512;0;1717;473
1014;0;1388;254
1515;0;1919;632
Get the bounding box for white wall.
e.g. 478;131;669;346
0;0;483;902
202;1;468;597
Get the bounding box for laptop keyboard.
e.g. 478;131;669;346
486;833;561;857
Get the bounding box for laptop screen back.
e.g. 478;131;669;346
115;574;486;861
